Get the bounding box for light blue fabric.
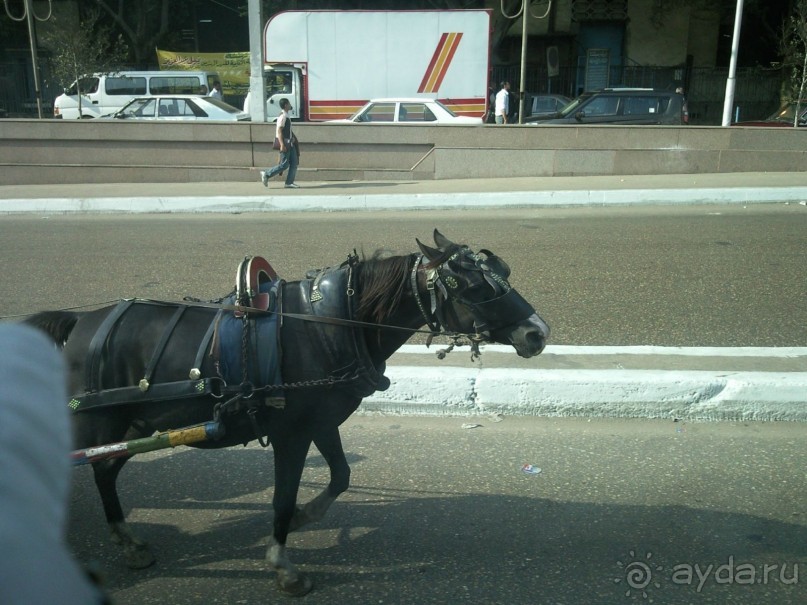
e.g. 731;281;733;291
0;324;104;605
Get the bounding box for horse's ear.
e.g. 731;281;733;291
433;229;455;250
417;238;441;261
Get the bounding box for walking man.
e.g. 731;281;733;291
260;98;299;189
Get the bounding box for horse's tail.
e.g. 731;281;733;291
24;310;81;348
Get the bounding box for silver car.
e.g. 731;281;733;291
109;95;251;121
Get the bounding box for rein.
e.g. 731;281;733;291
182;252;485;346
8;252;492;356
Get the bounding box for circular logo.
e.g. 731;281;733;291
615;551;663;599
625;561;652;590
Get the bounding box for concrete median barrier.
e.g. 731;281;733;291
361;345;807;421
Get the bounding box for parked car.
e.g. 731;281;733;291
530;88;689;125
53;71;219;119
328;98;483;124
106;95;250;121
733;101;807;127
524;93;572;121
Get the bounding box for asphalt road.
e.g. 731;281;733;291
1;204;806;346
67;416;805;605
2;205;804;603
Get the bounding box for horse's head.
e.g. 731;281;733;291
416;230;549;358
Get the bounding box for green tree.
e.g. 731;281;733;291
781;0;807;125
42;9;128;117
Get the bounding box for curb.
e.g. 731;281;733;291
2;186;807;213
360;346;807;422
362;367;807;422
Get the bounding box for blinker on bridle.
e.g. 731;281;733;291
410;248;536;355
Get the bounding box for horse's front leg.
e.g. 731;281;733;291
92;456;156;569
266;434;314;596
289;425;350;532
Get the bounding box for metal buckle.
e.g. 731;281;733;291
425;267;438;290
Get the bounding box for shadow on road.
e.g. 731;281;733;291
67;446;805;605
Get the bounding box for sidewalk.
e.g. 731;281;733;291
2;171;807;213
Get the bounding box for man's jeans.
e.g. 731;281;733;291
265;146;298;185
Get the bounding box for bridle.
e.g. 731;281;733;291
409;248;537;353
410;254;441;334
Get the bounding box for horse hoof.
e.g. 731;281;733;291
276;573;313;597
125;546;156;570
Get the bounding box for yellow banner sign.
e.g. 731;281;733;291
156;49;251;97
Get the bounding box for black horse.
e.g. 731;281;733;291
26;230;549;596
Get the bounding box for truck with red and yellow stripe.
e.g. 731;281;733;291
261;9;491;122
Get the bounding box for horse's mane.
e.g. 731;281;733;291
356;251;416;324
356;244;462;325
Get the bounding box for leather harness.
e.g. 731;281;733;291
68;248;535;415
69;255;390;414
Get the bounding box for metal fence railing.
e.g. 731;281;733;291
491;64;784;125
0;59;64;118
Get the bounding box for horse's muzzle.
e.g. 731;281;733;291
504;313;550;358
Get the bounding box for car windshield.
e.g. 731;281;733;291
348;99;455;121
203;97;242;114
432;100;458;117
67;77;99;96
767;102;807;124
117;98;155;118
557;94;591;117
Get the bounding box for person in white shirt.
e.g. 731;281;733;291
210;81;223;100
260;98;299;188
495;81;510;124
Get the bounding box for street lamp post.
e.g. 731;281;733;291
721;0;745;126
500;0;552;124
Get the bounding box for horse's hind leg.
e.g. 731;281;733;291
92;456;155;569
289;425;350;532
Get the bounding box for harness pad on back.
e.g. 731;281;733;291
214;283;282;389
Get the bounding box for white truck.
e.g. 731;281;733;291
256;10;491;121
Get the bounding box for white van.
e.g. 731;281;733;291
53;71;219;119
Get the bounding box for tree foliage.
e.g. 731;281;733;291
42;9;128;114
89;0;191;65
780;0;807;124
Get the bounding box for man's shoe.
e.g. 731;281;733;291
260;171;269;187
284;183;300;189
